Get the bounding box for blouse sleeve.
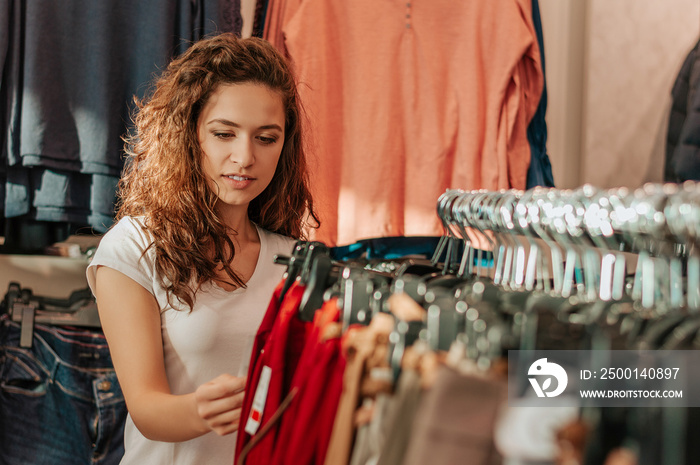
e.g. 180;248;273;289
86;217;158;298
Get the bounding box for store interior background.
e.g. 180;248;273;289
1;0;700;298
537;0;699;189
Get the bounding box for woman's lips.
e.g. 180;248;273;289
223;174;255;188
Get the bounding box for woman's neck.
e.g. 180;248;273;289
217;205;258;248
214;207;262;288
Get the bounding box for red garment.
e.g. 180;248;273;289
236;279;285;460
310;342;346;463
235;281;311;464
271;298;345;465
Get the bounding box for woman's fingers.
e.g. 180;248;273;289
196;390;245;419
208;406;243;436
194;374;248;435
197;374;246;400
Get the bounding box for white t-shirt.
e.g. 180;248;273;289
86;216;296;465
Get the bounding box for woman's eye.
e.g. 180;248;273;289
258;135;278;145
214;132;234;139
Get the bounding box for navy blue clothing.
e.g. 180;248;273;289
666;38;700;183
0;0;241;241
253;0;270;38
5;166;117;228
0;315;127;464
525;0;555;189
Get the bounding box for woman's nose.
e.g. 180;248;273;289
230;138;255;167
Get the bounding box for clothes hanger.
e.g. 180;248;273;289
547;187;632;331
562;186;605;303
478;191;570;333
429;190;551;355
387;318;424;383
422;190;492;290
462;190;501;279
274;240;330;304
437;191;512;300
597;187;631;301
492;190;524;289
513;188;554;292
337;265;393;331
390;273;429;306
274;240;310;301
619;186;689;341
437;192;528;357
623;185;675;312
298;252;339;321
664;181;700;311
423;287;466;352
431;189;464;273
3;282;101;348
527;187;565;294
543;189;587;299
553;187;678;347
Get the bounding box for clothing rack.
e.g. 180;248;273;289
430;183;700;465
1;282;101;348
237;182;700;465
433;183;700;312
263;182;700;370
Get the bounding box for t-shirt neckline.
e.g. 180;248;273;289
210;223;267;295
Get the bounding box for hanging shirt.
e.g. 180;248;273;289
271;297;345;465
236;282;312;464
666;37;700;182
0;0;241;231
526;0;556;189
401;366;507;465
272;0;543;245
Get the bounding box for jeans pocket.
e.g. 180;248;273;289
0;349;48;396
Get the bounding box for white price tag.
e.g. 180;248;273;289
244;365;272;435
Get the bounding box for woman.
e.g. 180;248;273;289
87;33;318;464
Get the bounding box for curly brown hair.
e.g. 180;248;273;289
117;33;319;310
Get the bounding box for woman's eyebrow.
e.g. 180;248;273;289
258;124;283;131
207;118;239;127
207;119;283;131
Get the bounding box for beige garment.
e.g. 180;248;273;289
402;365;507;465
375;369;424;465
324;313;395;465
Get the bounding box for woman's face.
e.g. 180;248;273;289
197;82;285;217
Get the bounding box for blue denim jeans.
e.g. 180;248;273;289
0;315;126;464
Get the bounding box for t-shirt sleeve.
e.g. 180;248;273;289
265;230;298;261
86;217;157;297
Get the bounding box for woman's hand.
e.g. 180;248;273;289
194;374;248;436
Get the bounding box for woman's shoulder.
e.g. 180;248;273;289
87;216;158;298
97;216;153;254
257;226;298;257
108;216;148;233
